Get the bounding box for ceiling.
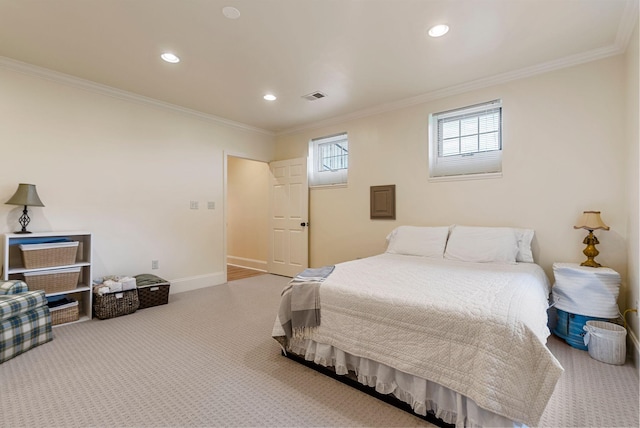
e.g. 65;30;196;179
0;0;636;134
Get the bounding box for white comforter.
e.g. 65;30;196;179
273;254;563;426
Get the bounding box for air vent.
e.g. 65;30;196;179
302;91;326;101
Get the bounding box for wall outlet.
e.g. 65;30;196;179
152;260;159;270
207;201;215;210
190;201;199;210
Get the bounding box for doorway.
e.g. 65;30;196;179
226;155;270;279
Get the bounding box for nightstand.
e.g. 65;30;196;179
551;262;621;350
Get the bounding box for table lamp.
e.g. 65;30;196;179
5;183;45;234
573;210;609;268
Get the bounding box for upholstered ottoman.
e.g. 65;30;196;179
0;280;53;363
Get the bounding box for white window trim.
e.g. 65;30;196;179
308;132;348;188
428;171;503;183
428;99;503;182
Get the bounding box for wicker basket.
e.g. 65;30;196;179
135;274;170;309
93;289;139;320
23;267;80;293
138;284;170;309
20;242;79;269
49;302;79;325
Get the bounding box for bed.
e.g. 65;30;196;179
272;225;564;428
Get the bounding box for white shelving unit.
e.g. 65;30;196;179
2;231;92;324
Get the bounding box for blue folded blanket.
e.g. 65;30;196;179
10;237;71;246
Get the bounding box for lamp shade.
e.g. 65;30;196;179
5;184;45;207
573;211;609;231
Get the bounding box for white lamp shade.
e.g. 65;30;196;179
574;211;609;231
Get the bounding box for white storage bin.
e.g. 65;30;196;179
552;263;621;318
583;321;627;365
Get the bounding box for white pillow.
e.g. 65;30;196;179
386;226;449;258
444;225;519;264
514;228;535;263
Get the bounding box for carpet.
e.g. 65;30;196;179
0;274;637;427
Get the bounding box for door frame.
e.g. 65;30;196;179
223;150;271;282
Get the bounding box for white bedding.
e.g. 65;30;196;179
272;253;563;426
289;339;523;427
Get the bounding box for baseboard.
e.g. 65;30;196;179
168;271;226;294
226;256;267;271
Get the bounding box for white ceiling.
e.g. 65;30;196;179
0;0;636;134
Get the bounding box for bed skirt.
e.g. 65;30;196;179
287;338;525;428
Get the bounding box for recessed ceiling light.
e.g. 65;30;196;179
263;94;277;101
428;24;449;38
222;6;241;19
161;52;180;63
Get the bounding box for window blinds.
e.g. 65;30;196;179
308;133;349;187
429;100;502;179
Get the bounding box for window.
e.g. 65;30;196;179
429;99;502;180
308;132;348;187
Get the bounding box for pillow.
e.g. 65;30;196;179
386;226;449;258
514;228;535;263
444;225;519;264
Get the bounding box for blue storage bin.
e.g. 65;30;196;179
553;309;609;350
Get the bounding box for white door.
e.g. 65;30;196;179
268;158;309;277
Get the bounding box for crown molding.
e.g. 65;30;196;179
616;0;639;51
278;1;637;136
277;41;626;136
0;56;274;137
1;0;635;140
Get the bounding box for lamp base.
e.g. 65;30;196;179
14;231;32;234
580;259;602;268
16;205;32;234
580;230;602;268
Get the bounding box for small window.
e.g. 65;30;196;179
308;132;348;187
429;99;502;180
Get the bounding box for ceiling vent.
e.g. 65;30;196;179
302;91;326;101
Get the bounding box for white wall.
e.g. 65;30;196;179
0;66;275;292
277;51;640;360
276;56;628;274
624;19;639;365
227;156;269;270
275;55;631;302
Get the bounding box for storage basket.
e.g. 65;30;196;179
93;289;139;320
49;301;79;325
23;267;81;293
583;321;627;365
135;274;170;309
553;309;609;350
19;241;79;268
137;284;170;309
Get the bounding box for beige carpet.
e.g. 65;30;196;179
0;274;638;427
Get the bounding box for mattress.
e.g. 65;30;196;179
273;253;563;427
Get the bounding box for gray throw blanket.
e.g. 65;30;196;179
278;265;335;341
